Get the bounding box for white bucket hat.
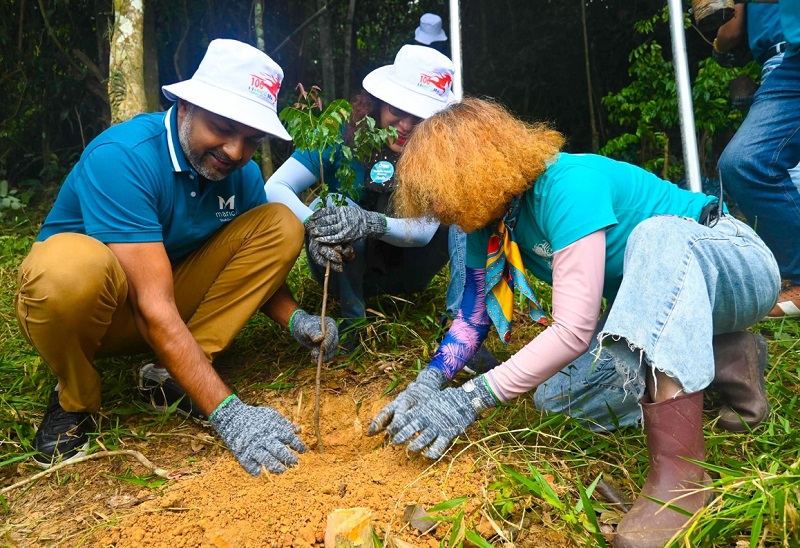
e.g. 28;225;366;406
362;45;457;120
162;39;291;141
414;13;447;45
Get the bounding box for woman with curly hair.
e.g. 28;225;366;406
266;45;476;354
369;98;780;546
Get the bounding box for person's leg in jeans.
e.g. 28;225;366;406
361;225;449;299
445;225;467;318
534;310;642;430
535;215;780;432
718;53;800;315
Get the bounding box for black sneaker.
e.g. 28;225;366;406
138;363;207;421
32;388;95;468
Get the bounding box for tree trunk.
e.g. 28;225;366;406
341;0;357;100
580;0;599;153
143;0;160;112
109;0;146;124
316;0;336;99
253;0;275;178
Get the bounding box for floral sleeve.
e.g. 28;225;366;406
428;267;492;379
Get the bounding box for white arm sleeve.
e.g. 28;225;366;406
264;157;319;221
381;216;440;247
265;157;441;246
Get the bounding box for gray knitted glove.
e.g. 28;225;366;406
289;309;339;362
210;396;307;475
306;238;355;272
390;376;498;460
367;368;446;436
306;206;387;244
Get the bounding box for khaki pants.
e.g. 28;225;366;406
15;203;303;413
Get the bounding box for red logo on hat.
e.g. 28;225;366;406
249;72;281;104
418;71;452;96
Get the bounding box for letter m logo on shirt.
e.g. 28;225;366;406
218;195;235;210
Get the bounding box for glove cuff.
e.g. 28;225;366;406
288;309;306;333
366;211;388;236
417;367;447;389
462;376;498;414
210;394;240;423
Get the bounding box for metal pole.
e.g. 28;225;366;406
667;0;702;192
449;0;464;101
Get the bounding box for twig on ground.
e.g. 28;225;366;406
595;479;632;513
1;450;170;495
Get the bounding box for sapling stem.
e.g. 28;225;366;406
314;260;331;452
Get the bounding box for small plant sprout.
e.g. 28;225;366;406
279;85;397;450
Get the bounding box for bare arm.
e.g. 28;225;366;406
107;242;231;416
715;4;746;53
259;282;299;328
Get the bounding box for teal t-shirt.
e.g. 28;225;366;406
466;153;716;301
38;107;267;262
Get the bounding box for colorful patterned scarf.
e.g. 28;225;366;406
485;195;548;342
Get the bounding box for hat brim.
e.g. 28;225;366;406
363;66;456;120
162;80;291;141
415;27;447;45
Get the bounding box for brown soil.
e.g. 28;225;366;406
2;367;572;547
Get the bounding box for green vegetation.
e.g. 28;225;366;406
601;7;761;181
2;214;799;545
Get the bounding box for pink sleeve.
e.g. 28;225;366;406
485;229;606;402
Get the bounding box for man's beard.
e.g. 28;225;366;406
178;107;230;181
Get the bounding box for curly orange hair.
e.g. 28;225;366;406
393;97;565;232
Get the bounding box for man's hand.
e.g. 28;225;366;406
306;237;355;272
367;368;446;436
390;378;497;460
289;309;339;362
306;206;387;245
210;396;307;475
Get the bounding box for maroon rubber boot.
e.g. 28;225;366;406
614;391;711;547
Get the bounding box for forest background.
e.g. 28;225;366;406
0;0;754;207
3;2;800;547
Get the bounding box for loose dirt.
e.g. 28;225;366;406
2;366;572;547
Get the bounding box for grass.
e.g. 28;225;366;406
1;216;800;547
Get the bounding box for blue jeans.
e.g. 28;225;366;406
446;225;467;317
718;52;800;284
535;215;780;431
306;197;462;321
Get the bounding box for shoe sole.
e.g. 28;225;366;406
31;440;89;469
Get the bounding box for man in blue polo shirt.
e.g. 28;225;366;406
15;39;337;476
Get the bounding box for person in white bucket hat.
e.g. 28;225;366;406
17;39;338;478
414;13;449;55
266;45;498;371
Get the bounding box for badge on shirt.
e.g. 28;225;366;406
370;160;394;185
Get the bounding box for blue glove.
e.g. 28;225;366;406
306;206;387;244
289;309;339;362
367;368;446;436
210;396;307;475
390;376;498;459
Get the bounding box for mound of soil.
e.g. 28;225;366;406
3;369;571;547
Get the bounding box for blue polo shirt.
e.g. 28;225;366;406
747;3;784;64
38;106;266;262
780;0;800;56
